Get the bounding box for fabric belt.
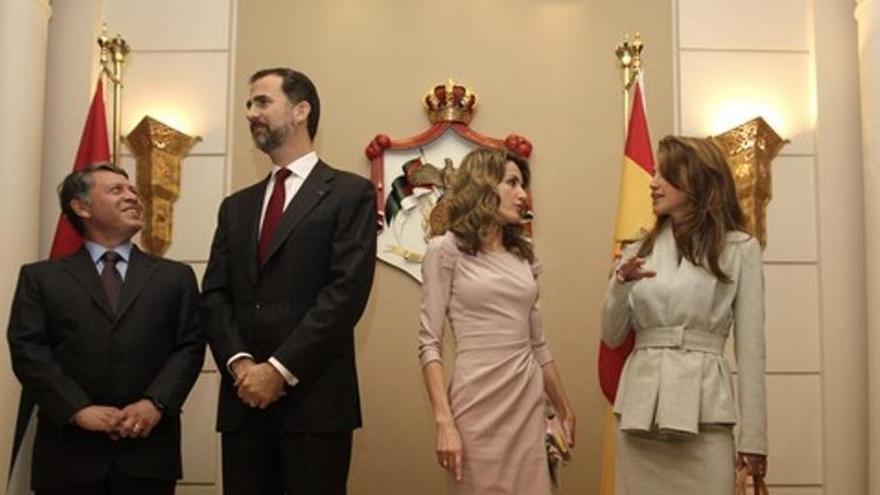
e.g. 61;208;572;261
634;325;726;354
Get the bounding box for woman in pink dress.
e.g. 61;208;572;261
418;148;575;494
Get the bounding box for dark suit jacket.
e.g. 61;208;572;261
202;160;376;434
7;246;204;490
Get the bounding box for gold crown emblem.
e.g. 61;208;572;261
424;80;477;124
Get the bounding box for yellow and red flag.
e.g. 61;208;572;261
598;79;655;494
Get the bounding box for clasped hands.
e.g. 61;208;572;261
231;358;286;409
72;399;161;440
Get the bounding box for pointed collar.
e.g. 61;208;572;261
84;240;133;265
272;151;318;180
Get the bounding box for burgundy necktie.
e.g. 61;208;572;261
258;168;292;264
101;251;122;314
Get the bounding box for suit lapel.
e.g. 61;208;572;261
244;177;270;286
260;161;333;268
63;248;115;320
115;246;158;321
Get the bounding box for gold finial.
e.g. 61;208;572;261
97;29;129;86
616;32;644;91
96;28;130;165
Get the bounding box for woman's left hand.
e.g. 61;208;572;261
737;452;767;478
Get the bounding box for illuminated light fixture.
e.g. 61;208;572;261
712;116;788;249
124;115;201;256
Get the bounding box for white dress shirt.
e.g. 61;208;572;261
227;151;319;387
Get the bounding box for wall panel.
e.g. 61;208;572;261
104;0;231;51
679;0;808;51
764;156;818;262
120;52;229;154
679;51;814;154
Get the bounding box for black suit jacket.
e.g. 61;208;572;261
7;246;204;490
202;160;376;433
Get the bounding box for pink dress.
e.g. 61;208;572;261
419;232;554;495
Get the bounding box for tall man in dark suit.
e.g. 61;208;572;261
7;163;205;495
202;68;376;495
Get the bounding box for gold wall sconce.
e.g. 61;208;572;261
712;116;788;248
124;116;200;256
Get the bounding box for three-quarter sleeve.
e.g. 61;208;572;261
733;238;768;455
600;244;638;348
528;259;554;366
418;233;459;367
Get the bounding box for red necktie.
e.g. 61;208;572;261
258;168;292;264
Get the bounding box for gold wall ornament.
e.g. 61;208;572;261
712;116;788;249
424;80;478;124
124;116;201;256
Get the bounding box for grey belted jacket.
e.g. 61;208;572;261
601;224;767;455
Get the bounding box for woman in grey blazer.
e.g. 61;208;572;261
601;136;767;494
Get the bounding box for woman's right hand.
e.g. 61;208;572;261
436;420;464;481
616;256;657;283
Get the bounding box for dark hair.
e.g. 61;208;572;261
429;148;534;262
58;163;129;235
637;136;747;282
250;67;321;141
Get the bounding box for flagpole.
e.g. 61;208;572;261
98;26;129;166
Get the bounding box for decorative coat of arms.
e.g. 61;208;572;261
365;80;534;282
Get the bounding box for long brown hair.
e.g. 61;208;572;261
637;136;746;282
429;148;534;262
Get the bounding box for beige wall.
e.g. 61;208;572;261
233;1;674;493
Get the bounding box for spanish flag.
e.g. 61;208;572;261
598;79;655;494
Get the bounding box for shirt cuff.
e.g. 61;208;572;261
226;352;254;378
268;357;299;387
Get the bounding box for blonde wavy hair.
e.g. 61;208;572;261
429;148;534;262
637;135;747;282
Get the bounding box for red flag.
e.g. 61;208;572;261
48;78;111;259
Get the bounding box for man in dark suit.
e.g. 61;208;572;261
202;68;376;495
7;163;205;494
